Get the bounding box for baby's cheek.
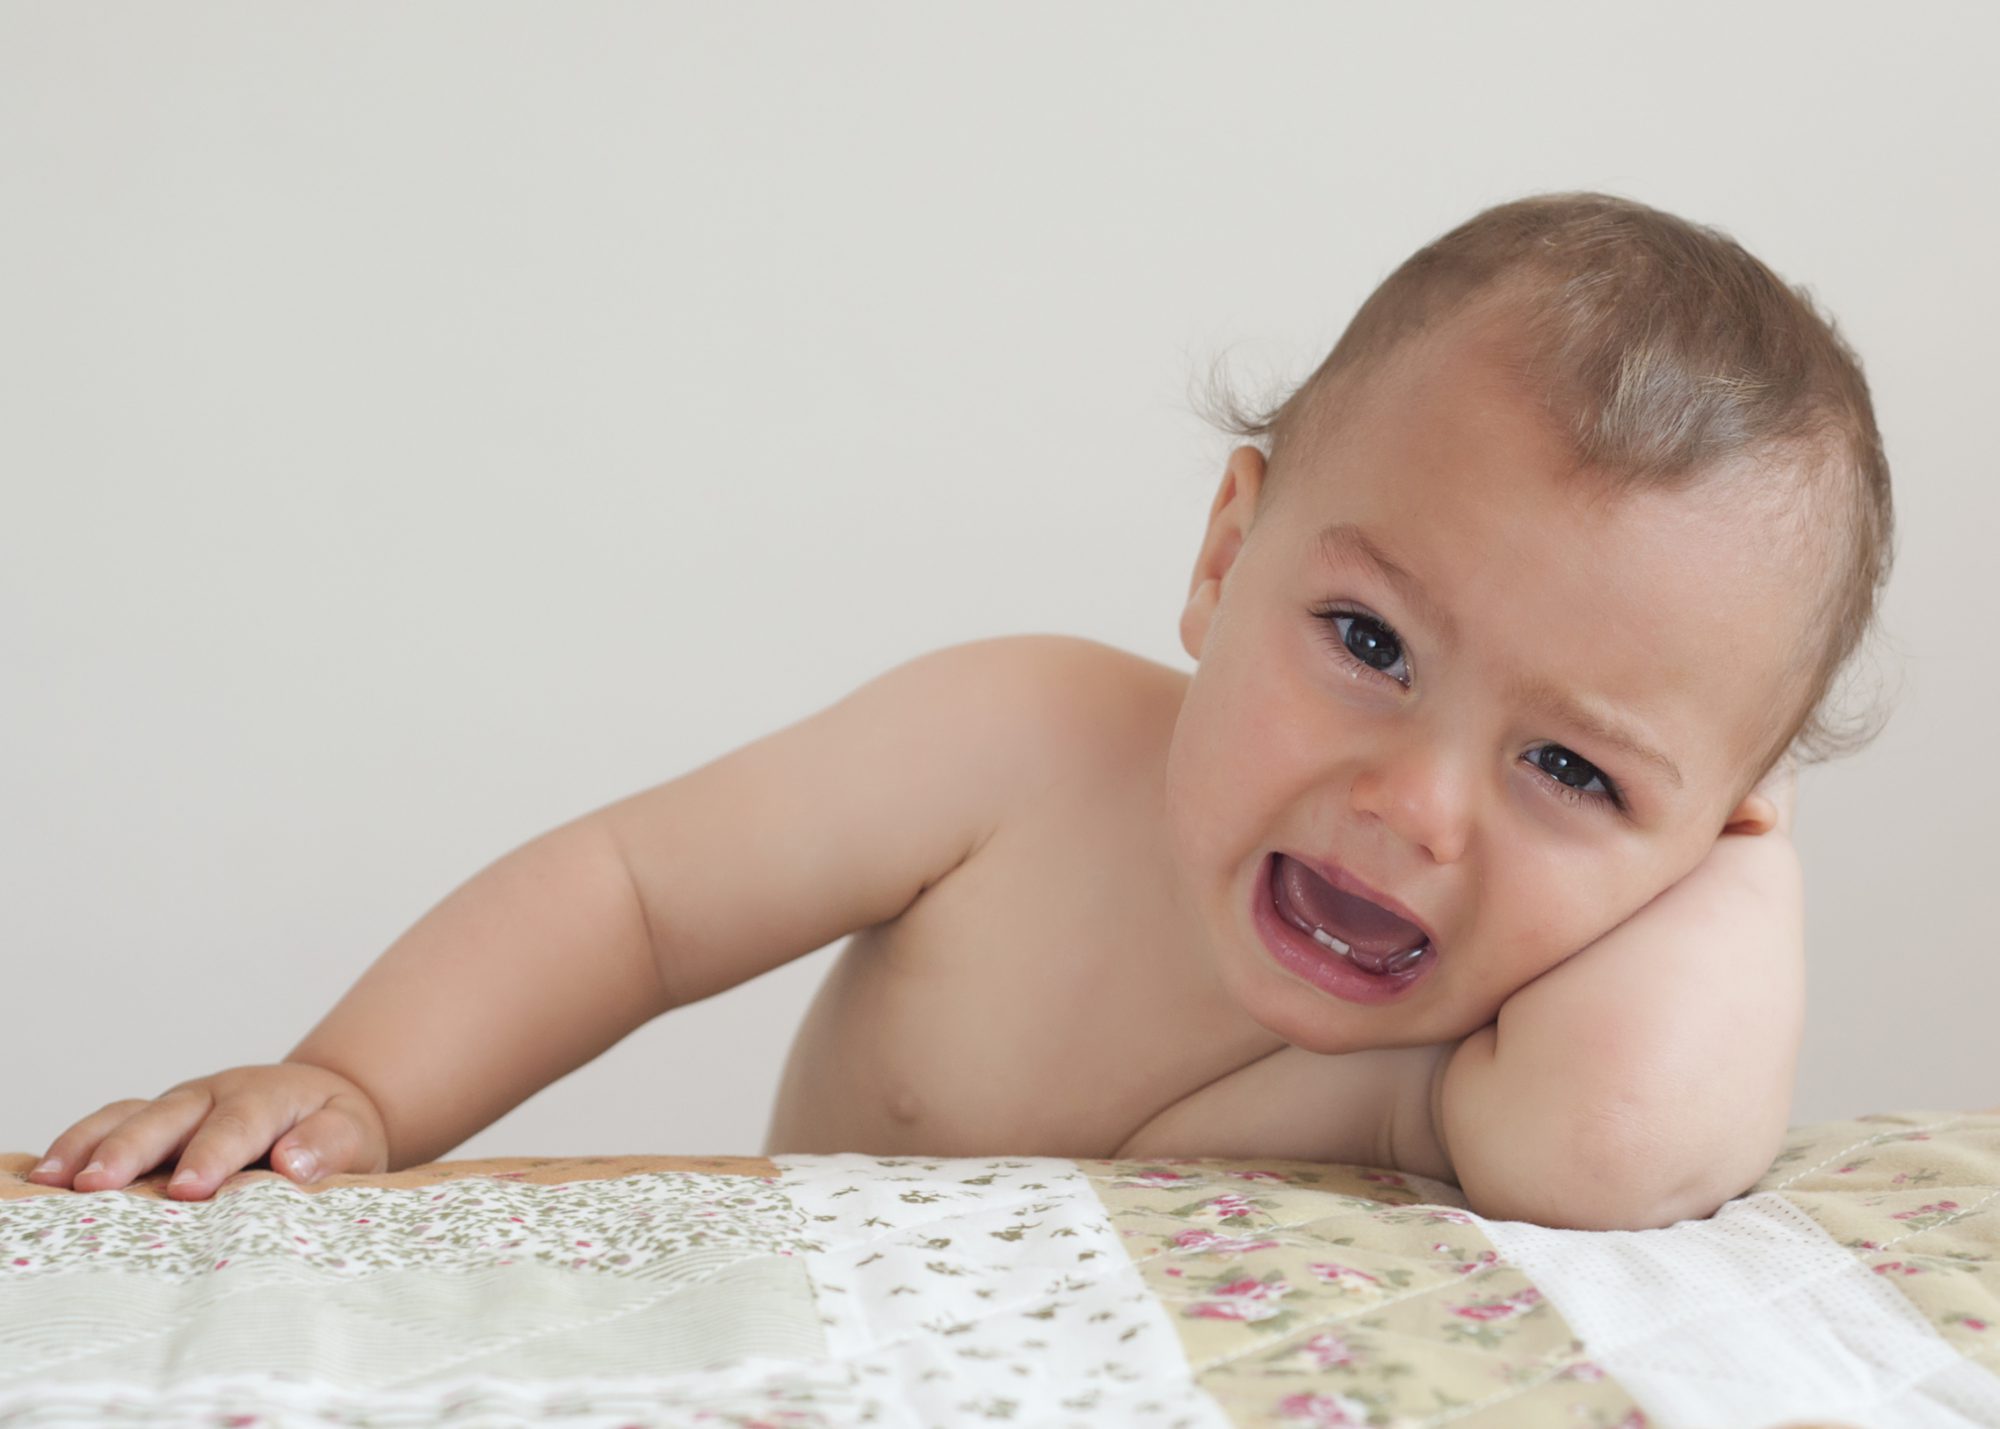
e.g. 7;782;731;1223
1160;764;1216;896
1515;888;1623;968
1160;736;1248;860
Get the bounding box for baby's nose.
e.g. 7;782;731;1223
1347;752;1471;863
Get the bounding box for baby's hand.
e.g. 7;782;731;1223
24;1062;389;1201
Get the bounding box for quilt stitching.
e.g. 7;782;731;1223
1767;1115;1973;1191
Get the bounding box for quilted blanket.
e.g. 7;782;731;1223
4;1112;1998;1427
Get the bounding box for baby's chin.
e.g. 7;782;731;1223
1225;961;1464;1056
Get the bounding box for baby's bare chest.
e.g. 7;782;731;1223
763;749;1443;1170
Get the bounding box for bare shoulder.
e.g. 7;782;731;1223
590;631;1177;1012
934;632;1183;786
958;632;1179;711
812;631;1179;884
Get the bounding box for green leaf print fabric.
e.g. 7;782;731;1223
1;1117;1997;1427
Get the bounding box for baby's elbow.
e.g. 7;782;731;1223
1460;1161;1687;1232
1451;1134;1659;1231
1461;1107;1748;1233
1580;1139;1767;1231
1540;1167;1735;1232
1639;1140;1770;1229
1571;1092;1779;1230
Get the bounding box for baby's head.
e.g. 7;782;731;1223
1163;190;1895;1052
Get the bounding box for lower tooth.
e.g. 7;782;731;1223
1310;925;1427;976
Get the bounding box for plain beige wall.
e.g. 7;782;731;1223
4;3;1993;1164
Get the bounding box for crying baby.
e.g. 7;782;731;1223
30;190;1888;1233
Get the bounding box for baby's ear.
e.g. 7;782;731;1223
1180;446;1263;661
1721;792;1781;838
1722;755;1798;838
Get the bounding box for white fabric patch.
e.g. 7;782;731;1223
1475;1190;2000;1428
775;1153;1235;1428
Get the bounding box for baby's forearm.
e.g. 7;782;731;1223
1440;831;1805;1229
285;818;675;1170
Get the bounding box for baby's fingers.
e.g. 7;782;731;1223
167;1098;299;1200
28;1099;155;1187
59;1094;208;1192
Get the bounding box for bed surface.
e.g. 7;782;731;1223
4;1113;1998;1427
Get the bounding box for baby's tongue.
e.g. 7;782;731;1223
1276;856;1428;969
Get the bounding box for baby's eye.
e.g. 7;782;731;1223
1317;607;1410;686
1526;744;1621;809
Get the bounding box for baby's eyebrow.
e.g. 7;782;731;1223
1506;672;1684;789
1314;522;1459;646
1312;521;1684;790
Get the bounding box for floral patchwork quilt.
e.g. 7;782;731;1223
3;1112;1998;1427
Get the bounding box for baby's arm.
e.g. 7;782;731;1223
285;639;1043;1168
32;637;1065;1196
1431;773;1805;1230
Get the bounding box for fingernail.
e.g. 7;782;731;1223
284;1149;317;1181
80;1160;105;1178
170;1166;199;1186
31;1159;60;1176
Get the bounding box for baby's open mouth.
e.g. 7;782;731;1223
1271;854;1432;977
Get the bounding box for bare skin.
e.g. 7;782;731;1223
28;302;1806;1223
764;637;1798;1194
764;303;1810;1190
29;620;1793;1215
763;642;1450;1169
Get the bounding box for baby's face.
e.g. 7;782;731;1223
1165;316;1808;1053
